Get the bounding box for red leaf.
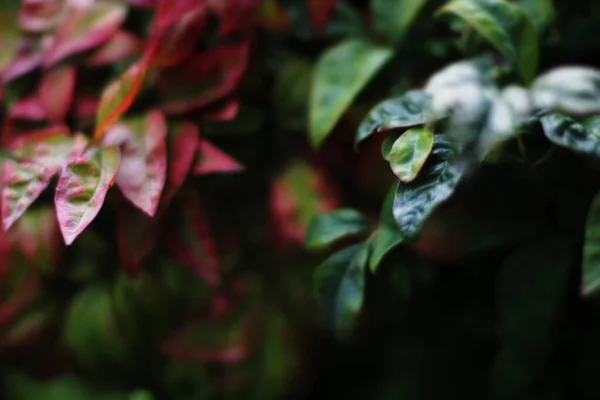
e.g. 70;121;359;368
19;0;66;34
86;31;143;67
55;145;121;245
2;36;49;83
152;0;201;32
116;203;160;276
208;0;262;35
164;188;220;285
43;1;127;67
129;0;156;7
159;42;250;115
203;99;240;122
194;139;243;175
94;57;151;139
308;0;337;34
152;4;207;67
104;110;167;217
9;95;46;121
12;206;64;274
1;127;83;231
40;65;77;123
158;121;199;215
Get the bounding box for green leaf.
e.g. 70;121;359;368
310;39;393;147
541;113;600;157
517;0;555;31
371;0;429;45
393;135;463;239
389;127;434;182
306;208;373;250
314;243;368;338
583;191;600;296
369;186;403;273
438;0;539;83
356;90;430;144
491;237;571;398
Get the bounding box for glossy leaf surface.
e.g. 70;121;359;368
305;208;372;250
389;127;434;183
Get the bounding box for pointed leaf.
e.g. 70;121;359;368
194;140;243;175
159;42;250;114
43;1;128;67
55;146;121;245
310;39;392;147
159;121;199;214
369;186;403;272
393;135;463;239
541;113;600;158
1;36;48;83
371;0;428;44
203;99;240;122
105;110;167;216
583;191;600;296
314;243;368;338
389;127;434;183
306;208;373;250
95;58;151;139
356;90;430;144
164;189;220;285
2;127;80;230
40;65;77;123
9;96;46;121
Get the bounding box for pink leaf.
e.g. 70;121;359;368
19;0;66;34
159;42;250;114
55;145;121;245
86;31;143;67
40;65;77;123
2;36;50;83
116;203;160;276
104;110;167;217
194;139;243;175
158;121;199;215
1;127;83;231
202;99;240;122
10;96;46;121
43;1;127;67
163;188;220;285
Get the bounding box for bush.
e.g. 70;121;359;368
2;0;600;399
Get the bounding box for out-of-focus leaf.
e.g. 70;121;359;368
2;36;50;83
159;42;250;115
95;58;151;139
306;209;373;250
163;188;220;285
208;0;262;35
9;96;46;121
86;31;143;67
491;237;571;398
55;146;121;245
389;127;434;182
43;1;127;67
393;135;462;239
12;206;63;275
310;39;393;147
163;310;256;364
371;0;428;44
314;243;367;338
583;191;600;296
158;121;199;214
104;110;167;217
194;140;243;175
541;113;600;157
40;65;77;123
369;185;403;272
438;0;539;83
19;0;66;34
532;67;600;116
356;90;430;144
0;14;20;72
1;127;79;230
116;204;160;276
202;99;240;122
308;0;336;34
517;0;555;31
64;284;135;374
